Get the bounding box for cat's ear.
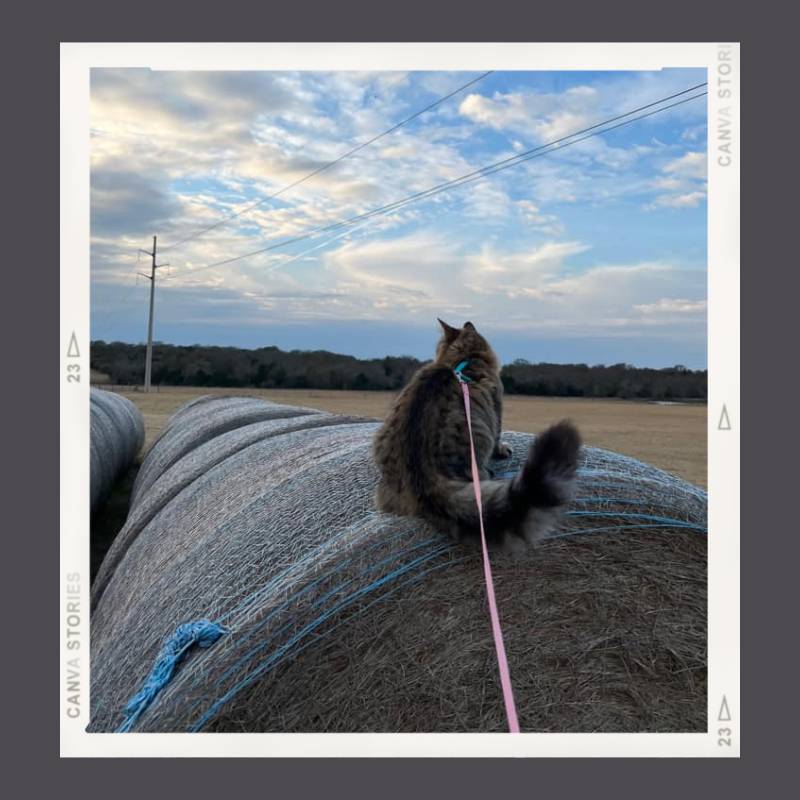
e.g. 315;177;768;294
437;318;460;341
463;321;476;331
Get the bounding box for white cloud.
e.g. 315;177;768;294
635;298;707;314
458;86;598;143
515;200;565;236
458;92;527;129
647;150;707;210
463;241;589;297
650;191;707;209
312;231;705;335
664;151;707;179
681;124;707;142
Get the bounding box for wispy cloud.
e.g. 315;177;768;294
635;298;707;314
647;150;707;209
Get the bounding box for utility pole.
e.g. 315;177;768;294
138;235;168;392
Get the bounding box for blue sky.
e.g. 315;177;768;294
90;68;708;368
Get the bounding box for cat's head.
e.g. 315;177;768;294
435;319;499;371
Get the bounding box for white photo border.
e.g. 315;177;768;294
60;41;739;757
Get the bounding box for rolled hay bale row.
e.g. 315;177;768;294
92;397;370;609
90;398;706;733
90;388;145;513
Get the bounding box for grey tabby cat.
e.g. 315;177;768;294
373;319;581;549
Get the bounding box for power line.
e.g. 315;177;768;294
170;83;707;279
161;216;375;286
405;91;709;206
159;70;494;253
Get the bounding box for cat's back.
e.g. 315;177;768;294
373;361;455;512
375;361;446;450
373;361;453;474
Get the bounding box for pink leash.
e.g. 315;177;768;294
455;364;521;733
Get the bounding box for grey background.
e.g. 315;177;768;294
6;0;790;792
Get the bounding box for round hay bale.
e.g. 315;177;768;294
90;398;706;733
90;388;145;513
92;397;366;609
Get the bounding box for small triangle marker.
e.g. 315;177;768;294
67;332;80;359
718;404;731;431
718;695;731;722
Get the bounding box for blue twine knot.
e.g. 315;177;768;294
453;359;472;383
117;619;227;732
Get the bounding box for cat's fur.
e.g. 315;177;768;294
373;319;581;549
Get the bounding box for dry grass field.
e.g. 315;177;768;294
110;385;706;487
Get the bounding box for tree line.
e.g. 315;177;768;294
90;341;707;400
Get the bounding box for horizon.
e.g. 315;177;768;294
91;68;708;369
91;333;707;372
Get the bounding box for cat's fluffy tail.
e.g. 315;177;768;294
434;420;581;546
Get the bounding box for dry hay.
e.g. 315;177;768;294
90;396;706;733
90;388;145;513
